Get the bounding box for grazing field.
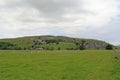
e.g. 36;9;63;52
0;50;120;80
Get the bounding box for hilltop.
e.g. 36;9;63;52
0;35;110;50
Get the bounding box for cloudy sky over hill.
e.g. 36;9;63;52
0;0;120;45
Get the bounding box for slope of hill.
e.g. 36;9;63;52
0;35;109;50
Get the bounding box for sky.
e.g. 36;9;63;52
0;0;120;45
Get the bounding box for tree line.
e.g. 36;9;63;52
0;42;22;50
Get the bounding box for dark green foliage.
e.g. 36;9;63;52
80;40;86;50
0;42;21;50
79;45;85;50
58;47;61;50
75;40;86;50
105;44;113;50
45;39;60;44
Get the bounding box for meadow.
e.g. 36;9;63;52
0;50;120;80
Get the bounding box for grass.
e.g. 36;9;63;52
0;37;33;48
0;50;120;80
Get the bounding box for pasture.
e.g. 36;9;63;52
0;50;120;80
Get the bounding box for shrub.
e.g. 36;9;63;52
105;44;113;50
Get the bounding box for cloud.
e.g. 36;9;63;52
0;0;120;44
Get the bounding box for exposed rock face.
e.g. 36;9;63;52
85;41;107;49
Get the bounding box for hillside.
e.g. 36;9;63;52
0;35;110;50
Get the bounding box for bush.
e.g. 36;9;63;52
0;42;22;50
58;47;61;50
75;40;86;50
105;44;113;50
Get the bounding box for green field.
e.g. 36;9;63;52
0;50;120;80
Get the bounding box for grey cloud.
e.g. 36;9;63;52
15;0;96;23
25;0;83;19
0;0;26;8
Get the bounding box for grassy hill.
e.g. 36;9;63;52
0;35;109;50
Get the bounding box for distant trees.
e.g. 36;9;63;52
79;40;86;50
45;39;60;44
105;44;113;50
0;42;22;50
75;40;86;50
32;39;88;50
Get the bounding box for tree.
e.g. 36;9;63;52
0;42;22;50
58;47;61;50
105;44;113;50
75;40;86;50
80;40;86;50
79;45;85;50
